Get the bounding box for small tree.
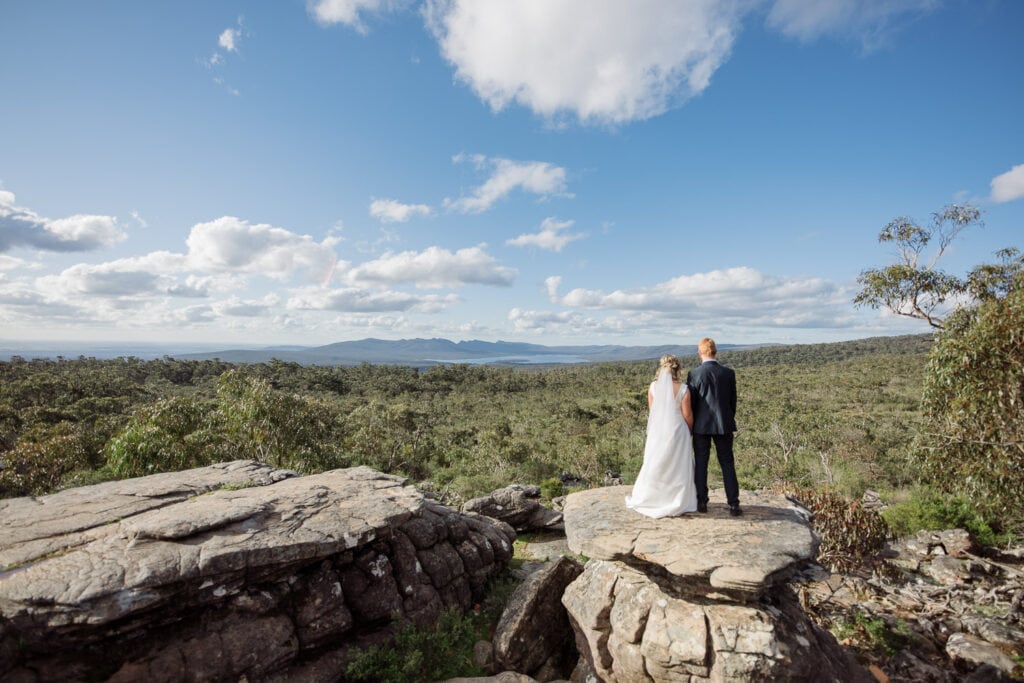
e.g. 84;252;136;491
854;204;982;329
856;205;1024;534
919;250;1024;531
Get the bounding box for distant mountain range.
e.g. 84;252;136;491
0;334;933;366
173;337;760;366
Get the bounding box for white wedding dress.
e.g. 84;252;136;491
625;369;698;518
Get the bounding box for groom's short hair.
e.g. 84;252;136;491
699;337;717;357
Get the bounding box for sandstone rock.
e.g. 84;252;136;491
922;556;973;586
964;664;1015;682
442;673;539;683
962;616;1024;653
462;485;564;533
564;486;818;600
862;489;886;511
945;633;1018;676
886;650;955;683
563;559;871;682
0;462;516;681
890;529;974;562
0;459;293;571
494;556;583;679
474;639;496;672
515;532;571;562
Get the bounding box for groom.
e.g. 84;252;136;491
687;337;742;516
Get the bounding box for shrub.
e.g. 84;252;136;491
881;487;1009;547
216;370;348;472
540;476;563;501
832;610;911;659
105;396;220;478
344;609;484;683
772;483;888;572
0;422;106;496
919;276;1024;534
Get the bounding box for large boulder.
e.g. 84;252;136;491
562;559;869;682
462;485;564;533
559;486;871;682
493;555;583;680
0;461;516;681
564;486;818;600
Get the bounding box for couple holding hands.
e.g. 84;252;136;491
626;337;742;518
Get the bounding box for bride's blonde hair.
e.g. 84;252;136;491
656;354;683;381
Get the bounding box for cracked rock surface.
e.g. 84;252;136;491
564;485;818;599
0;461;515;682
562;560;870;683
560;486;870;682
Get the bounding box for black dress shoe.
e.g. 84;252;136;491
697;503;708;513
729;505;743;517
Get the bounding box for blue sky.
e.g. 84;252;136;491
1;0;1021;347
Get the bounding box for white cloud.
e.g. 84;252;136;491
0;277;86;319
40;266;163;298
206;19;245;94
219;27;240;52
422;1;938;124
0;255;39;271
46;215;124;246
445;155;570;213
424;0;742;125
288;286;458;312
309;0;401;31
369;198;433;223
0;189;126;253
213;295;280;317
346;245;516;288
766;0;938;49
176;305;216;324
185;216;340;283
544;266;855;329
506;217;585;252
991;164;1024;203
508;307;603;334
35;253;202;300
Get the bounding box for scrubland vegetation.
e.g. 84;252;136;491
5;332;999;542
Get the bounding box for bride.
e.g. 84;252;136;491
625;354;698;518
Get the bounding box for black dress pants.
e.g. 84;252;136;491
693;433;739;507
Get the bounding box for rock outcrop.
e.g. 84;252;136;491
493;555;582;680
561;486;871;682
801;528;1024;681
462;485;564;533
0;461;516;682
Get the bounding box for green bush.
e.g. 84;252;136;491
832;611;911;659
0;422;107;496
540;476;563;501
919;280;1024;534
881;488;1010;547
344;609;484;683
216;370;349;472
105;396;220;478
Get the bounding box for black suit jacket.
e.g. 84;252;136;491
687;360;737;435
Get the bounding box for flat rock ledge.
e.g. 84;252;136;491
561;486;870;682
564;486;818;599
0;461;516;682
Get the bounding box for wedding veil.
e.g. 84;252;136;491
647;368;683;437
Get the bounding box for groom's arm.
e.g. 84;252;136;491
727;368;738;425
